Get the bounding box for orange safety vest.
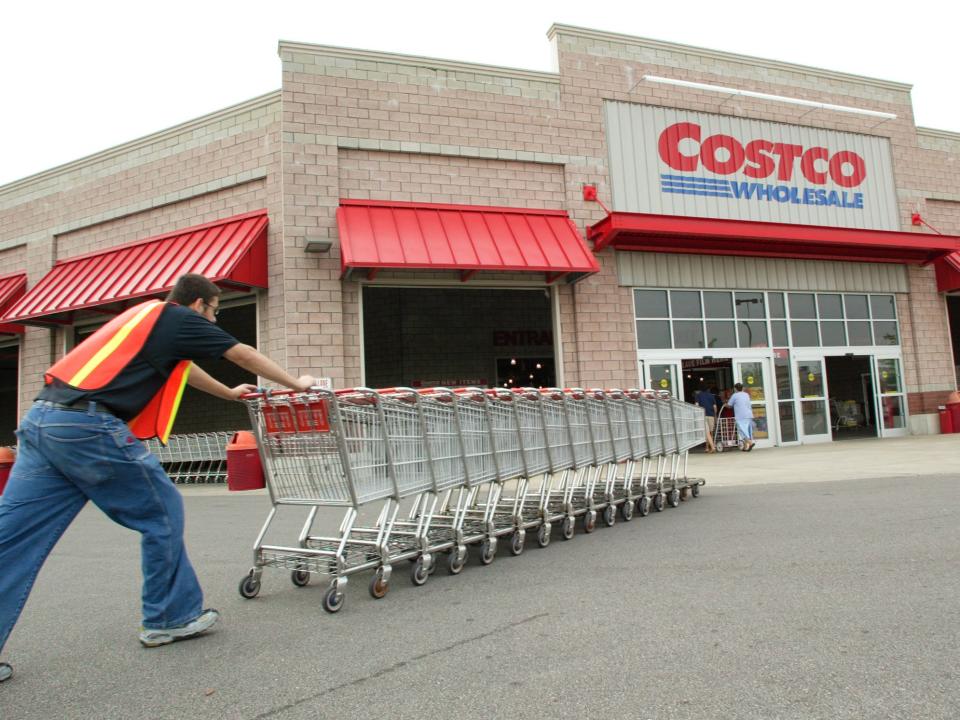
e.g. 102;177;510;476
44;300;191;444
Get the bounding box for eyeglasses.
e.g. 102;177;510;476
203;301;221;317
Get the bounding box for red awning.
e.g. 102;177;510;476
2;211;269;326
336;199;599;283
588;212;960;265
0;273;27;335
935;252;960;292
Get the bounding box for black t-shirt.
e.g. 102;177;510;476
38;303;240;421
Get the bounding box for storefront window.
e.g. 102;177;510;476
870;295;897;319
820;321;846;346
844;294;869;319
881;396;906;429
873;321;899;345
789;293;817;319
771;321;789;346
791;321;819;346
672;320;704;348
768;292;786;318
635;289;668;317
634;288;900;352
737;320;768;348
636;320;671;349
706;321;736;348
670;290;701;317
818;294;843;319
704;291;733;318
735;292;765;318
847;321;872;346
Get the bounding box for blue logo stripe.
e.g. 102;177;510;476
662;187;733;198
660;174;731;187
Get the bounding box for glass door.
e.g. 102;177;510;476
645;361;683;399
794;355;831;443
733;358;774;448
873;354;907;437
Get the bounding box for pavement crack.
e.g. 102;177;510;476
250;612;549;719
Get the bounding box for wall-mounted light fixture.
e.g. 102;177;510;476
641;75;897;121
304;238;333;253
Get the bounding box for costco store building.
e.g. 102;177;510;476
2;24;959;450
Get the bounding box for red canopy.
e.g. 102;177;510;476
336;199;599;283
0;273;27;335
588;212;960;265
3;211;269;326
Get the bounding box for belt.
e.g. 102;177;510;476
39;399;117;417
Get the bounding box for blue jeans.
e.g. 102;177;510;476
0;402;203;654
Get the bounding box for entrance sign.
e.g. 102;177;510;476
604;102;899;230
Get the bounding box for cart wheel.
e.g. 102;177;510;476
479;540;496;565
653;493;665;512
448;550;466;575
620;499;634;522
692;483;701;498
322;585;345;613
509;531;525;556
561;516;575;541
602;505;616;527
411;557;430;586
369;569;389;599
583;511;597;534
636;496;651;517
669;489;680;508
537;524;551;548
715;445;723;453
291;569;310;587
238;574;261;599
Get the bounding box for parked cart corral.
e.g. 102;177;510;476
237;386;707;613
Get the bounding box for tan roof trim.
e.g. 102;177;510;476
547;24;913;93
917;126;960;141
278;40;560;84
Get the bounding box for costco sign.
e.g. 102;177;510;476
605;102;899;230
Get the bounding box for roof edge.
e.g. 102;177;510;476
278;40;560;84
0;91;281;197
547;24;913;94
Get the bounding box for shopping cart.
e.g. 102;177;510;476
145;431;233;484
237;384;708;613
714;405;740;452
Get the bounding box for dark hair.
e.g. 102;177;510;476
734;383;744;392
698;383;707;392
167;273;220;306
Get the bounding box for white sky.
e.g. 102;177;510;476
1;0;956;187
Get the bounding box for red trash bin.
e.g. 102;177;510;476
0;446;15;496
939;406;955;435
949;402;960;433
226;431;265;491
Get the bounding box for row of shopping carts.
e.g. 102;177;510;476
144;432;233;484
237;386;706;612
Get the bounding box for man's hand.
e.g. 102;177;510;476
293;375;318;392
228;383;260;401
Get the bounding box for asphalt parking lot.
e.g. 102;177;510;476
2;472;959;719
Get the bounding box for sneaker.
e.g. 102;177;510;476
139;609;220;648
0;662;11;683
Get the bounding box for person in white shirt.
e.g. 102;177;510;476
726;382;755;451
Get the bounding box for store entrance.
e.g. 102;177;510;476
824;355;876;440
949;296;960;387
363;287;554;390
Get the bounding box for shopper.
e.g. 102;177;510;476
693;383;719;453
727;382;755;451
0;273;316;684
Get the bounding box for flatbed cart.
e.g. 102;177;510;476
714;405;740;452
